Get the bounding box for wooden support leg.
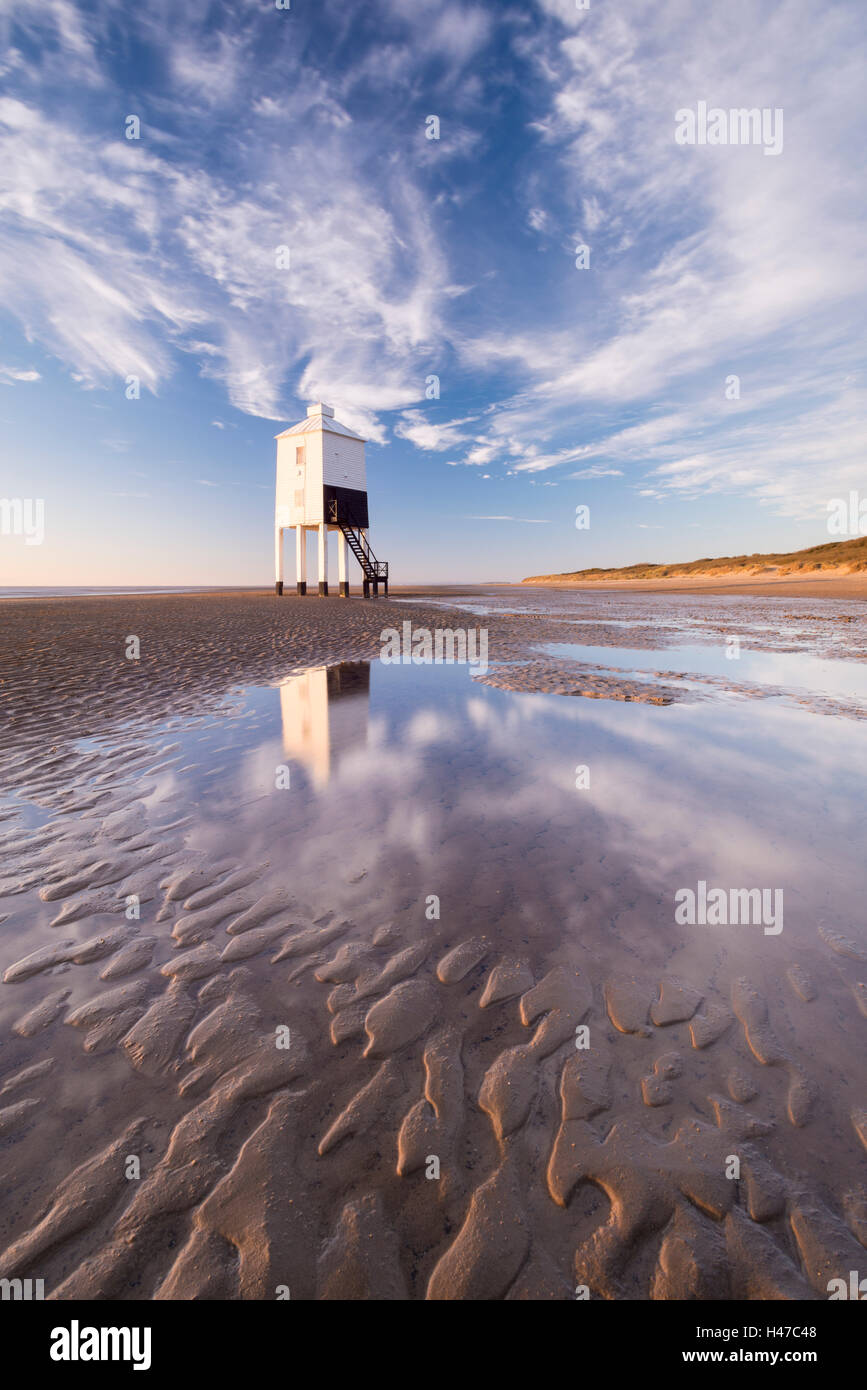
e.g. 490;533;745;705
275;526;284;595
317;522;328;596
295;525;307;594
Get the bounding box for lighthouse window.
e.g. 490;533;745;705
295;446;306;468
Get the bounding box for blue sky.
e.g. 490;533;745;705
1;0;865;585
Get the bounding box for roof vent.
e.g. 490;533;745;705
307;402;334;418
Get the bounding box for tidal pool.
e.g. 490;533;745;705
543;641;867;703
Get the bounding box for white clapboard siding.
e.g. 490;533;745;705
322;433;366;491
275;404;367;530
276;428;324;525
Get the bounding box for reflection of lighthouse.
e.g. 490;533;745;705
279;661;370;790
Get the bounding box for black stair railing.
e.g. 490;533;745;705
327;498;388;585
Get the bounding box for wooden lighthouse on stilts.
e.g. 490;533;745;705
274;403;388;598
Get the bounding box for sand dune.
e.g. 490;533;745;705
523;534;867;599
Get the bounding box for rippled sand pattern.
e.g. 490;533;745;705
0;590;866;1300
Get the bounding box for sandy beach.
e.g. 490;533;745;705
520;572;867;601
1;587;866;1301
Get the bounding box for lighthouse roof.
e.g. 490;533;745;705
275;403;366;442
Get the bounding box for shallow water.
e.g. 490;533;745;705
1;590;867;1299
544;641;867;703
145;655;867;931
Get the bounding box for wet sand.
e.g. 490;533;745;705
1;588;866;1301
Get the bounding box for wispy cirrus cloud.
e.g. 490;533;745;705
0;0;864;555
0;364;40;384
394;410;478;452
442;0;867;521
0;3;469;432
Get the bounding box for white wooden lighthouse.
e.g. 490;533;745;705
274;402;388;597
